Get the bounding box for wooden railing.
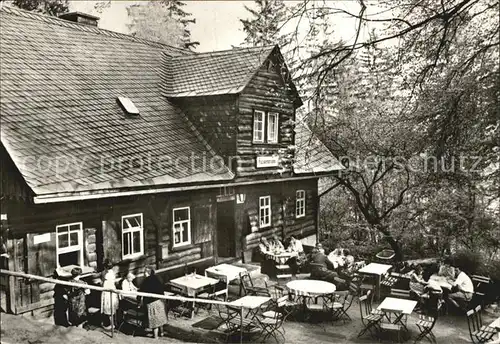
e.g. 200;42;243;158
0;269;244;339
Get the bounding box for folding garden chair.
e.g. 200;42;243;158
215;304;261;343
305;292;340;325
472;275;491;291
357;290;383;339
197;279;228;312
470;275;491;308
466;305;497;344
391;288;412;299
263;286;300;320
381;272;402;288
239;271;271;297
257;306;290;343
415;314;438;343
348;281;361;297
329;290;354;322
117;307;146;337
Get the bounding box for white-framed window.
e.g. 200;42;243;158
296;190;306;218
253;110;265;143
259;196;271;228
122;213;144;259
173;207;191;248
267;112;279;143
56;222;84;268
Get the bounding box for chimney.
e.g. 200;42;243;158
59;12;99;27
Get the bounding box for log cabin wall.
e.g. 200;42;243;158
173;95;238;166
235;178;318;261
2;188;217;314
236;60;297;179
1;145;33;202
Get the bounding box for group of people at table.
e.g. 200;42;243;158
260;236;478;313
258;236;356;288
53;260;169;338
408;258;476;311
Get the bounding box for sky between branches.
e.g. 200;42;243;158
70;0;371;52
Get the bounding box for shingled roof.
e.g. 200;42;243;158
164;46;274;96
0;7;233;197
164;45;303;107
0;7;340;200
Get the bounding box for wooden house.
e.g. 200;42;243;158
0;8;343;314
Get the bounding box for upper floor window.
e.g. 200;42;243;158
253;110;265;143
173;207;191;248
259;196;271;228
253;110;279;144
296;190;306;218
267;113;278;143
122;213;144;259
56;222;83;268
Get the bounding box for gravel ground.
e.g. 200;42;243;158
0;313;183;344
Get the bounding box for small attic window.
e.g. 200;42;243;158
267;60;275;72
117;96;139;116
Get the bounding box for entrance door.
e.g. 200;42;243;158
216;200;235;258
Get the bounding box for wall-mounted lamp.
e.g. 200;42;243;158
236;193;246;204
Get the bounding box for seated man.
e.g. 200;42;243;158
448;266;474;309
269;235;284;252
308;247;338;283
438;258;456;280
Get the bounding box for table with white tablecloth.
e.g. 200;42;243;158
264;251;298;265
286;279;336;297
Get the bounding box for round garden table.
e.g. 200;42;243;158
286;279;336;297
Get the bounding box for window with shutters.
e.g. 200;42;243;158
173;207;191;248
296;190;306;218
259;196;271;228
122;213;144;259
56;222;83;268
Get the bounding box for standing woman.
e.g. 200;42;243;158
67;267;90;328
138;266;167;338
101;269;119;329
53;270;69;327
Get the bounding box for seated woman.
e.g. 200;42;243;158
121;272;138;295
258;237;272;275
409;265;428;298
315;242;325;254
288;236;303;254
327;247;343;270
258;237;271;253
287;236;306;274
